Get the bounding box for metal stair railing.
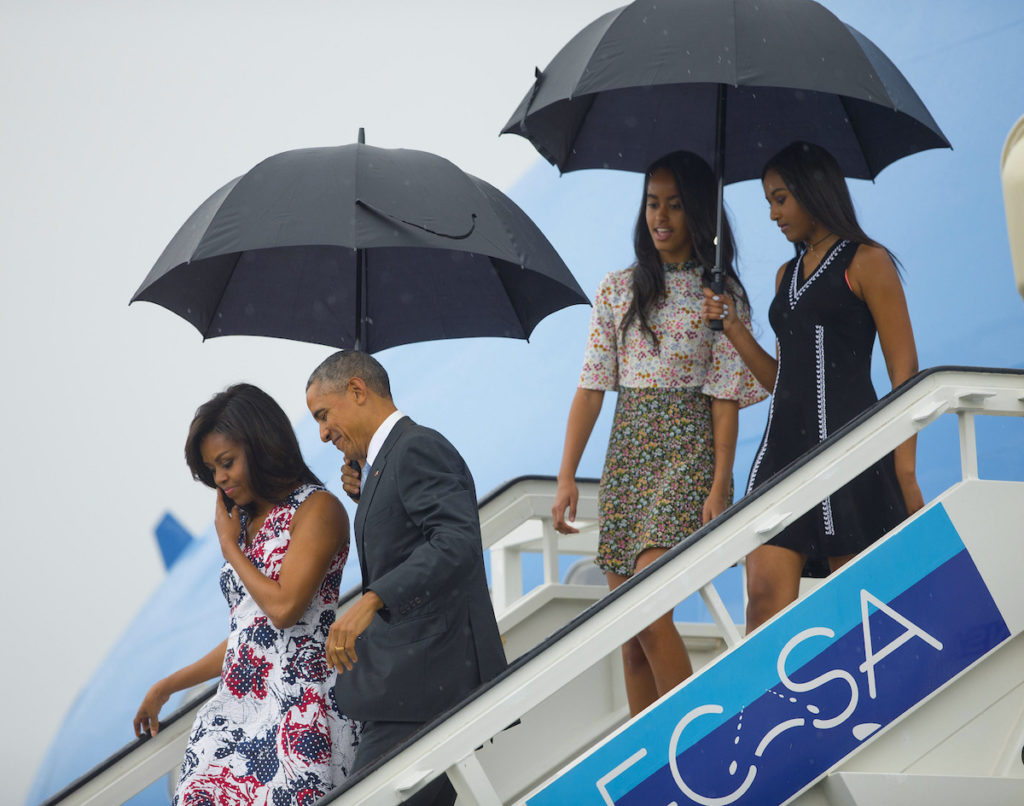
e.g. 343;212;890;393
319;366;1024;805
479;475;745;649
39;586;365;806
39;366;1024;805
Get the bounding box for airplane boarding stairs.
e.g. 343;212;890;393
44;367;1024;806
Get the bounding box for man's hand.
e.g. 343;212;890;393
341;458;362;502
326;591;383;672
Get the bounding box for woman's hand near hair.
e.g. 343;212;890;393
214;492;242;559
552;388;605;534
848;245;923;515
218;491;348;629
133;638;227;738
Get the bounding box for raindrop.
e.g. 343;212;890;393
789;697;797;703
729;760;738;776
807;704;820;715
734;736;740;745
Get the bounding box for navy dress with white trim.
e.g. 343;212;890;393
747;239;907;573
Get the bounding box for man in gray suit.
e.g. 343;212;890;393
306;350;507;805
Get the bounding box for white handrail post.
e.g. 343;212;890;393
698;581;744;648
542;519;560;586
447;752;503;806
490;541;523;616
958;411;979;480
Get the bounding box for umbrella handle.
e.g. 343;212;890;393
708;271;725;332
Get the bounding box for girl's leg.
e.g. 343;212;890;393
607;569;659;716
633;549;693;698
745;544;805;634
828;554;856;573
620;548;696;715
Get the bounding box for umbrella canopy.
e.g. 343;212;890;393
131;141;587;353
502;0;950;181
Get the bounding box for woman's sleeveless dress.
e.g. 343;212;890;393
747;240;906;568
174;484;360;805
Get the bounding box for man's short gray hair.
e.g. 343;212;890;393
307;350;392;399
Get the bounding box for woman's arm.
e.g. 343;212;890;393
701;265;786;391
218;491;348;629
848;246;924;514
552;388;605;534
704;397;739;524
133;638;227;737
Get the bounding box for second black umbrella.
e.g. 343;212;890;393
503;0;951;311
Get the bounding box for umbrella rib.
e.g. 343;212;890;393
199;250;246;340
562;95;601;171
836;94;876;179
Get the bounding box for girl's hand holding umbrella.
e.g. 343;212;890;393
701;288;738;332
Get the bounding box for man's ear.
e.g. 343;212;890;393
348;376;369;403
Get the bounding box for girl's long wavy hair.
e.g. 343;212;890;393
625;151;748;348
185;383;321;514
762;141;900;271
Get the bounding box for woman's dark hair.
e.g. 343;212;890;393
626;150;748;348
762;141;900;269
185;383;321;511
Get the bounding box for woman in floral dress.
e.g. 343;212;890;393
134;384;360;804
552;151;766;716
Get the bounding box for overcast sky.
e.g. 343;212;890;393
0;1;625;799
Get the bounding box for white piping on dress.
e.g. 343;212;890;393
788;240;850;310
815;324;836;536
747;340;781;495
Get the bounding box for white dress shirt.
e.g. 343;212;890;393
365;409;405;472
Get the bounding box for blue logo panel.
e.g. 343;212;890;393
529;505;1010;806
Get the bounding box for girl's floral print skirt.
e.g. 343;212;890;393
597;386;721;576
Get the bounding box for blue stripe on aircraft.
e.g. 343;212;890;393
528;505;1009;806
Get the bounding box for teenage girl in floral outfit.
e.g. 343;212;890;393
553;152;766;716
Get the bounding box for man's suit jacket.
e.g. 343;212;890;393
334;416;508;723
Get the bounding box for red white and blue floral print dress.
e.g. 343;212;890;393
173;484;360;806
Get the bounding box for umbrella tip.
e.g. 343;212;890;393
358;127;365;144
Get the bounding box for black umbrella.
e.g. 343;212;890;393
131;133;587;353
502;0;950;320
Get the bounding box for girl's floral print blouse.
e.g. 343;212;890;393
579;261;767;408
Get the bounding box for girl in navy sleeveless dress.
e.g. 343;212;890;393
702;142;923;634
